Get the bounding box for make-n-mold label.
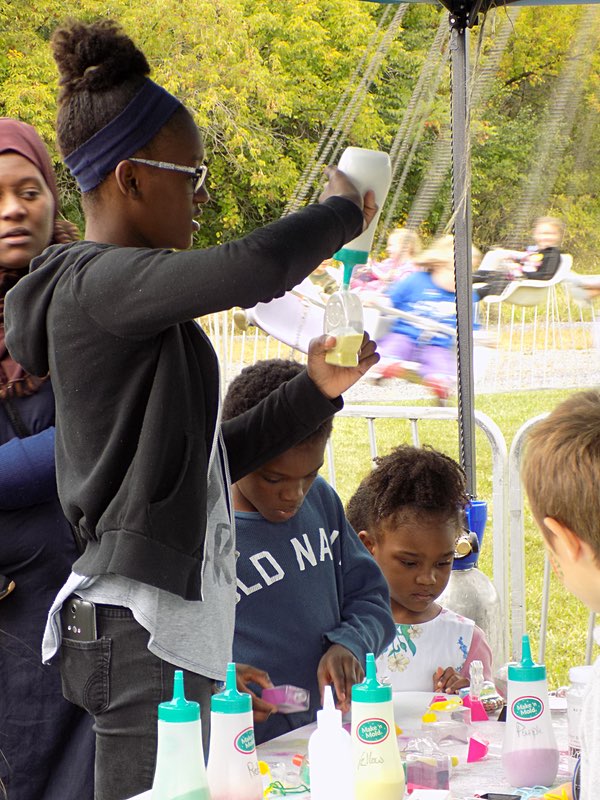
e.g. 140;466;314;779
356;719;390;744
234;727;256;754
512;696;543;721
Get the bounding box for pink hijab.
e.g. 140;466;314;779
0;118;59;399
0;118;59;216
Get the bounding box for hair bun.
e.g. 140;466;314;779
52;19;150;98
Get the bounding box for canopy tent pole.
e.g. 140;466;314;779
449;12;477;497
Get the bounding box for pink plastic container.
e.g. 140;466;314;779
262;685;310;713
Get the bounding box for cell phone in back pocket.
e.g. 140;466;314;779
61;598;97;641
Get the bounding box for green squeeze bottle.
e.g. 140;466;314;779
151;671;211;800
351;653;405;800
325;147;392;367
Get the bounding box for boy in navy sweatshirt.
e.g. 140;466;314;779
223;359;395;743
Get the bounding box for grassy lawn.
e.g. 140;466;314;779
212;317;597;685
322;387;597;688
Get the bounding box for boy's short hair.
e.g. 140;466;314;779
346;444;468;537
521;390;600;561
222;358;333;443
345;481;372;534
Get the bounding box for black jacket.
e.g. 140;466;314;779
530;246;561;281
5;197;362;600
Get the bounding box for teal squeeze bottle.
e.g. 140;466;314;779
206;663;262;800
502;634;559;788
151;671;211;800
351;653;405;800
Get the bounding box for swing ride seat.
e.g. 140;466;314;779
235;286;494;402
239;284;461;355
481;254;573;307
238;279;327;353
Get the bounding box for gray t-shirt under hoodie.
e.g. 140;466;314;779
43;430;235;680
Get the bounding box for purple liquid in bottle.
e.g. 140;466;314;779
502;747;559;788
502;636;559;790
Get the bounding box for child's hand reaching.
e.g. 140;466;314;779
317;644;364;713
433;666;470;695
306;332;380;400
235;663;278;723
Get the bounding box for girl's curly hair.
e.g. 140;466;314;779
346;445;468;536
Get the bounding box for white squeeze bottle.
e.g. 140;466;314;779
351;653;405;800
566;665;594;768
151;670;210;800
308;685;353;799
502;634;559;788
206;662;262;800
324;147;392;368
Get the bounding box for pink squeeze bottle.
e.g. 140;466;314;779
206;663;262;800
502;634;559;788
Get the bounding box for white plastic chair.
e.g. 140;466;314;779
483;254;573;307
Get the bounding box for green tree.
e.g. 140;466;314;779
2;1;598;267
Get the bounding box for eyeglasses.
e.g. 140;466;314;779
128;158;208;194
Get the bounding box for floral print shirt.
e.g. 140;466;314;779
377;606;492;691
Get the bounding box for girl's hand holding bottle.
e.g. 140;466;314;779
319;166;378;233
433;665;470;694
306;332;380;400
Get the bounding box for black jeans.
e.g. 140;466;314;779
59;604;214;800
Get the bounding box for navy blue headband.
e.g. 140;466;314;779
65;79;183;192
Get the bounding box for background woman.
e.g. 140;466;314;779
0;118;94;799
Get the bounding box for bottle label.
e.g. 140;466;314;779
511;696;544;721
234;727;256;754
356;718;390;744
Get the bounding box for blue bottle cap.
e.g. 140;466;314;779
351;653;392;703
508;634;546;682
453;499;487;571
158;670;200;722
211;662;252;714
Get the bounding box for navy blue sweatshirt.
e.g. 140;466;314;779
233;476;395;743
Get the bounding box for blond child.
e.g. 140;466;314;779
521;390;600;800
370;235;481;401
474;216;565;299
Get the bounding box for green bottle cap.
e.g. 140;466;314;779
158;670;200;722
508;634;547;682
351;653;392;703
211;662;252;714
334;247;370;288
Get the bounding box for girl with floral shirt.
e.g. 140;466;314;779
346;444;493;693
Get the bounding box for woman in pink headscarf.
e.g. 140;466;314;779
0;118;93;800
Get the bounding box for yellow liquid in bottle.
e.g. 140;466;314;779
355;780;405;800
325;331;364;367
